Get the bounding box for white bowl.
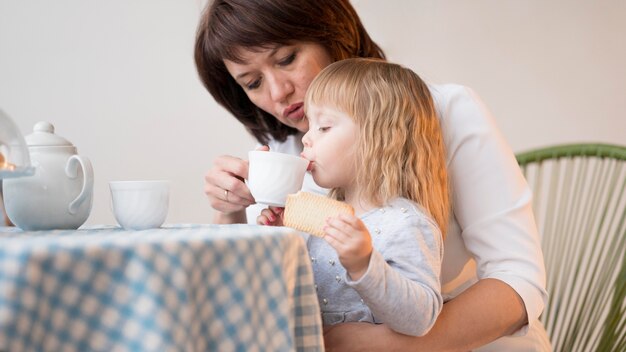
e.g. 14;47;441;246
110;180;169;230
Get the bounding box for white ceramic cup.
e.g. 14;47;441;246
110;180;169;230
248;151;309;206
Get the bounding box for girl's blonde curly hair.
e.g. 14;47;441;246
305;58;450;236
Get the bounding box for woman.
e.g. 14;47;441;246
194;0;550;350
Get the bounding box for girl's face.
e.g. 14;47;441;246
301;103;357;190
223;42;333;133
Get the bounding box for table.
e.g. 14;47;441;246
0;224;323;351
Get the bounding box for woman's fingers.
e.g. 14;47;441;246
204;155;256;213
210;156;255;201
213;154;249;178
204;176;250;205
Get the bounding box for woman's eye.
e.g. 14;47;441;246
246;78;261;90
278;53;296;66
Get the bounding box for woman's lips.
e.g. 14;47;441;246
283;103;304;121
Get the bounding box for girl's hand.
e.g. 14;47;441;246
323;214;373;280
256;207;284;226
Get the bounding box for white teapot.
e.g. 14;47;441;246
3;121;94;230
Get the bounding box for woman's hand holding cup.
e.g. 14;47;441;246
204;146;270;215
204;156;254;214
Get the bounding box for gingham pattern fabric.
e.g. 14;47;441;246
0;224;323;352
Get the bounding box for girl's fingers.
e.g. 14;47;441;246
323;230;341;250
325;216;355;235
269;206;284;215
260;208;278;223
256;214;270;225
323;225;346;247
338;213;362;228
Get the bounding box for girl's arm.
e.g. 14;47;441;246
324;278;527;351
343;210;443;337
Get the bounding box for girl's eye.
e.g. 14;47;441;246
318;126;330;132
278;53;296;66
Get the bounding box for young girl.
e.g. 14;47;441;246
258;58;449;336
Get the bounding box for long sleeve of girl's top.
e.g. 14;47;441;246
432;84;548;335
346;200;443;336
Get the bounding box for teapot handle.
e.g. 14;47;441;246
65;155;94;215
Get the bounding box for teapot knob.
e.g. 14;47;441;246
34;121;54;134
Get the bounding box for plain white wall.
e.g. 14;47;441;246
1;0;624;226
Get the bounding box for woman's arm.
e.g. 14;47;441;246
324;278;527;352
212;209;247;224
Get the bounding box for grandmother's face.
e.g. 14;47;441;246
224;42;333;133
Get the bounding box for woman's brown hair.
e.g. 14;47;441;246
194;0;385;145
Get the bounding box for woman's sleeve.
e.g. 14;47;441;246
438;84;547;334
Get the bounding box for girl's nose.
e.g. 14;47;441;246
267;72;293;102
302;131;312;147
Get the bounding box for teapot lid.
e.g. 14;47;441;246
25;121;73;147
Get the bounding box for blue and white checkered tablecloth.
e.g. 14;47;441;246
0;224;323;352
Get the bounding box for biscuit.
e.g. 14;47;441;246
284;191;354;237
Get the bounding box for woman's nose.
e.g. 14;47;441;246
267;72;293;102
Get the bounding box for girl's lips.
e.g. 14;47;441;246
300;153;313;171
283;103;304;121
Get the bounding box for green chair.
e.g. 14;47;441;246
516;143;626;352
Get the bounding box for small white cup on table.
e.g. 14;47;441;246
248;151;309;207
109;180;169;230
